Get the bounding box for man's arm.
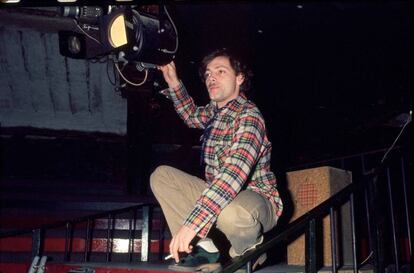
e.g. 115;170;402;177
159;62;214;129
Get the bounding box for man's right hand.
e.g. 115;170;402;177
158;61;181;89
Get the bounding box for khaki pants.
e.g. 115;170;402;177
150;165;278;256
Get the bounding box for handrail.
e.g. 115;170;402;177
219;182;359;273
0;201;160;263
0;202;155;238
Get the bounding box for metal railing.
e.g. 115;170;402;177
0;203;161;263
220;146;412;273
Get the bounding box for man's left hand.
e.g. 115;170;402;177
169;225;197;263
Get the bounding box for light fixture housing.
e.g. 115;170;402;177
59;6;176;66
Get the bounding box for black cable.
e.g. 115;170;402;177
380;111;412;164
106;56;116;86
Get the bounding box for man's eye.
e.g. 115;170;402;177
219;70;225;74
204;72;211;79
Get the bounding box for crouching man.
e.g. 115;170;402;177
151;48;283;272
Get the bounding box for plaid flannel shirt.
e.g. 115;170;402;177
164;82;283;238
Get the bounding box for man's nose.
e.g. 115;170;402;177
207;74;216;83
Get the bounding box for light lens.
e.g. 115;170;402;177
109;15;128;48
67;35;81;54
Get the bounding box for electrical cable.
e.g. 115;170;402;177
131;9;144;56
380;111;411;164
72;19;101;45
359;251;373;266
160;5;179;54
106;56;116;86
114;62;148;86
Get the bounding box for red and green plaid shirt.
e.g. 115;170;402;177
164;82;283;238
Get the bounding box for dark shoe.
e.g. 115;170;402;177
234;253;267;273
168;246;221;273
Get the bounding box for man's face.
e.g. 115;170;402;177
204;56;244;108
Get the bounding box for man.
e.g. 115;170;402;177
151;49;283;272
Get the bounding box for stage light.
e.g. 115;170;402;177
58;5;177;67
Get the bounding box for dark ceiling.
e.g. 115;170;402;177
0;1;412;168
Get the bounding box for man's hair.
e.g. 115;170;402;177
199;48;253;93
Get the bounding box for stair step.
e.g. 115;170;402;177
0;262;376;273
0;261;182;273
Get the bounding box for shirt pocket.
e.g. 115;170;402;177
212;140;231;167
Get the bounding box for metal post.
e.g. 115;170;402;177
246;260;252;273
106;214;113;262
64;222;72;262
84;219;92;262
364;188;373;259
129;209;137;262
400;157;412;257
31;229;43;258
305;218;317;273
329;207;338;273
141;205;152;262
367;172;384;273
350;193;358;273
158;213;166;261
386;168;400;272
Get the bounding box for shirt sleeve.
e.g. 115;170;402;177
163;81;214;129
183;109;266;237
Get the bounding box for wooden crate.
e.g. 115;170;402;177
286;166;352;266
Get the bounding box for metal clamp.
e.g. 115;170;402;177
27;256;47;273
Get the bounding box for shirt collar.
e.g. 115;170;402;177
211;94;247;118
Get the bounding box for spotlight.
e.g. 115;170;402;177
99;7;175;66
58;5;177;67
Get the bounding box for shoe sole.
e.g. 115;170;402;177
168;262;222;273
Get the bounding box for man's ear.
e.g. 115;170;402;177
236;73;245;86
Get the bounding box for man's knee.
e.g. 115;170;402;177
150;165;171;193
217;204;256;235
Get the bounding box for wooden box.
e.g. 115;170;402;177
286;166;352;266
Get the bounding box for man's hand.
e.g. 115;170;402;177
169;225;197;263
158;61;181;89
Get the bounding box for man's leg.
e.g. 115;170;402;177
150;165;207;236
216;190;278;257
151;165;221;272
